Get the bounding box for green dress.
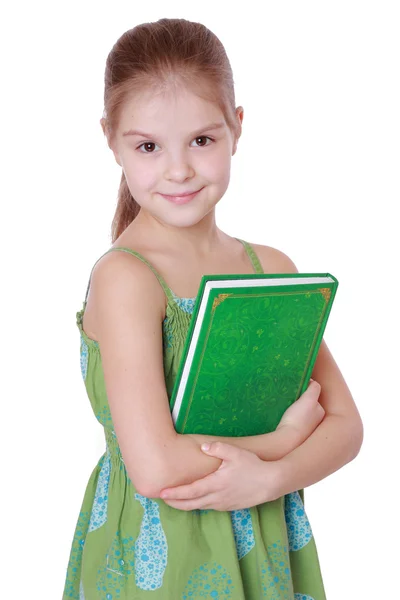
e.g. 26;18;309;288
62;238;327;600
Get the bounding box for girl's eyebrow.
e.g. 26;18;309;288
122;121;226;138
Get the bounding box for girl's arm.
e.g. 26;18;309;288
93;254;301;498
273;339;363;496
185;379;325;462
185;429;298;463
254;246;363;495
159;341;363;510
160;251;363;509
165;345;362;508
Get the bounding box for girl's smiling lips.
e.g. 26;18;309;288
159;187;204;204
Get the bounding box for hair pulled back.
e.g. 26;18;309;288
101;18;240;242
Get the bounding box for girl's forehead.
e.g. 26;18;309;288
123;85;219;115
119;88;226;134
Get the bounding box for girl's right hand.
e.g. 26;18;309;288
276;379;325;446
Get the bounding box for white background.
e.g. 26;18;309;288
2;1;398;598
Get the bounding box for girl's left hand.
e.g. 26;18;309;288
159;442;284;511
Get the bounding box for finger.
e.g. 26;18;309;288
163;493;217;511
309;378;321;392
201;441;242;461
160;472;219;501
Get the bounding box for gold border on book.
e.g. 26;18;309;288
181;286;332;433
318;287;331;302
212;293;232;312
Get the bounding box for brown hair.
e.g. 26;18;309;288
101;18;241;243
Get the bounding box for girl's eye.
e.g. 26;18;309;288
137;142;160;153
191;136;214;147
136;136;214;154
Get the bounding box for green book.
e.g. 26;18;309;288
169;272;338;435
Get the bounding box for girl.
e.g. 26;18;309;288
63;18;363;600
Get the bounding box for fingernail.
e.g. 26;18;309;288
201;443;210;451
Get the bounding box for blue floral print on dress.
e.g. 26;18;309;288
260;541;292;598
171;291;196;313
88;451;111;532
96;528;133;598
63;510;91;598
230;509;255;560
80;336;89;381
134;493;168;590
284;491;313;551
182;562;235;599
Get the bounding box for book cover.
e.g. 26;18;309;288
169;272;338;435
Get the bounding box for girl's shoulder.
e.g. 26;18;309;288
249;242;299;275
81;246;167;344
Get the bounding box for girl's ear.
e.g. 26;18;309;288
100;117;108;138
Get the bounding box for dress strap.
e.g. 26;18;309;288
235;238;264;274
83;246;175;306
82;241;263;307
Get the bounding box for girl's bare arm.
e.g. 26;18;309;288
92;253;319;498
185;379;325;462
273;339;363;496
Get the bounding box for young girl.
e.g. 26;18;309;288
63;18;363;600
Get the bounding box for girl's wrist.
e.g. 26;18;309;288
257;428;303;503
257;455;289;503
273;423;303;457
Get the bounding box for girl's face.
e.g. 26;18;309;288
107;86;241;229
